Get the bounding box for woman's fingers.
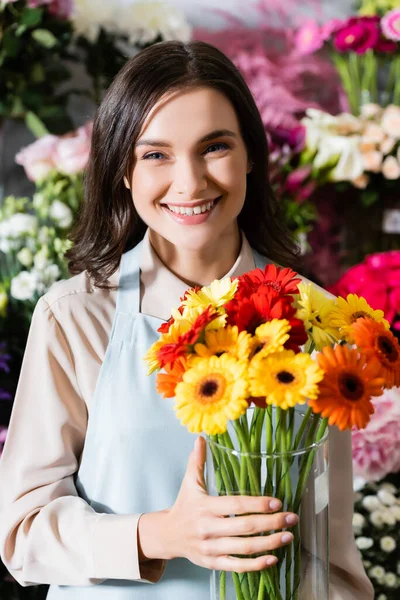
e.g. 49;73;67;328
212;511;298;538
212;553;278;573
209;495;282;517
208;531;294;557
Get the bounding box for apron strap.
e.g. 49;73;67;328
116;241;143;315
252;249;271;270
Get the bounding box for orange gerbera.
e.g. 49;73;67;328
351;318;400;389
156;358;188;398
309;345;385;431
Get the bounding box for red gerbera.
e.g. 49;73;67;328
284;317;308;353
157;306;218;369
226;289;294;334
157;305;184;334
236;264;301;301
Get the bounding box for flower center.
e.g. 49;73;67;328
339;372;364;401
197;373;226;404
350;311;370;323
345;34;355;44
377;334;398;363
277;370;295;384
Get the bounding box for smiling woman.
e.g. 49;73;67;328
0;40;373;600
66;40;298;288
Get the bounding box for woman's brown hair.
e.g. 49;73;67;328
67;40;299;287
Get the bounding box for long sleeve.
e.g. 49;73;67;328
0;296;164;586
328;427;374;599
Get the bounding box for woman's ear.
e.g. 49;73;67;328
247;160;254;174
123;176;130;189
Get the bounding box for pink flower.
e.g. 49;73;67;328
15;135;59;182
352;387;400;482
381;8;400;42
285;165;312;193
329;250;400;327
294;21;324;55
27;0;72;19
321;19;343;41
53;123;92;175
334;17;381;54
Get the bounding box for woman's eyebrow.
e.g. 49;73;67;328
135;129;238;148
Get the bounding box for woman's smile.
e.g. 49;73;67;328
160;195;222;225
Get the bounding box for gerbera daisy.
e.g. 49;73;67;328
310;345;385;431
295;282;340;351
156;306;219;369
225;289;295;333
236;264;301;300
252;319;291;358
330;294;390;343
182;277;238;311
351;318;400;389
194;325;254;360
156;357;188;399
174;354;249;434
249;350;324;410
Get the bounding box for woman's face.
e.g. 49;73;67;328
125;86;251;253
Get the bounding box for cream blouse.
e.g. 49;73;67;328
0;231;373;598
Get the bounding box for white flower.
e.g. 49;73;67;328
381;510;397;526
384;572;398;588
362;495;383;512
378;489;397;506
397;560;400;575
380;483;397;495
71;0;115;41
377;595;387;600
369;565;385;580
355;536;374;550
352;512;366;534
123;1;192;46
17;248;33;268
10;271;39;301
380;536;396;553
381;104;400;139
49;201;74;229
42;264;61;284
360;103;382;120
34;249;50;271
38;226;53;245
369;510;386;528
3;213;38;238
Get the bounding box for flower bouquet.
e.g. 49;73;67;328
145;264;400;599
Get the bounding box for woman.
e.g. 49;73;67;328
0;41;373;599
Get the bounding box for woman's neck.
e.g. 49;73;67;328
148;226;242;287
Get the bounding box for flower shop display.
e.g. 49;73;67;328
145;263;400;599
0;0;75;135
353;479;400;598
294;9;400;114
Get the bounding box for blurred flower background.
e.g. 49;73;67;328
1;0;400;597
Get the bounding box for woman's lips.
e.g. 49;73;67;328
161;196;222;225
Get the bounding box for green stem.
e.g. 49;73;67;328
232;572;246;600
219;570;226;600
264;406;274;498
233;420;260;496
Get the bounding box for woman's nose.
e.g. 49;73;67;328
172;158;207;197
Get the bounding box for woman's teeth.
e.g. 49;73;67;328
166;199;217;216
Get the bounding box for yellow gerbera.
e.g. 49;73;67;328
182;277;238;310
253;319;291;358
174;354;249;435
144;318;193;374
176;305;227;331
295;282;340;351
194;325;254;360
249;350;324;410
330;294;390;343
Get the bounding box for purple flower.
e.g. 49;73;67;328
381;8;400;42
0;343;11;374
334;16;381;54
27;0;72;20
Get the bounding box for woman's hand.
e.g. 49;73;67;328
138;437;298;572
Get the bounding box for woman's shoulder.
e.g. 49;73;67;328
42;268;119;310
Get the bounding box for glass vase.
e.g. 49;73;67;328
206;405;329;600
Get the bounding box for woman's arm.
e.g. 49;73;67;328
0;296;164;586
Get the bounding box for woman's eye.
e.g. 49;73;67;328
204;142;229;154
142;152;165;160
